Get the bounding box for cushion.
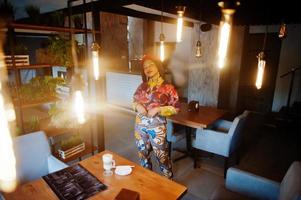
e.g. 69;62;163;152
279;161;301;200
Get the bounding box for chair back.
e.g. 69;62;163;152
228;111;249;154
166;120;186;143
13;131;51;184
279;161;301;200
166;120;174;142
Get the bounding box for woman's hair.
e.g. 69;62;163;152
141;55;165;82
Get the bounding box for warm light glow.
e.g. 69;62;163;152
0;56;17;193
176;13;183;42
73;90;86;124
0;95;17;193
92;50;99;80
91;42;100;81
256;56;266;89
0;33;17;193
217;19;231;69
160;41;165;62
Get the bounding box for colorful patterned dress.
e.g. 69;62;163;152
133;76;179;178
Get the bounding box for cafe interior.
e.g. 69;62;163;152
0;0;301;199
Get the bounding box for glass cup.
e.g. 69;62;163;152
102;153;115;176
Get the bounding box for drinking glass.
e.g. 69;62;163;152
102;153;115;176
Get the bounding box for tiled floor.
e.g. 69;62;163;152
104;108;225;200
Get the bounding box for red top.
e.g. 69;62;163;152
133;82;180;112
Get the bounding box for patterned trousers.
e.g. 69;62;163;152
134;116;173;178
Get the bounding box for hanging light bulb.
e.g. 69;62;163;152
159;0;165;62
279;22;287;39
159;33;165;62
0;30;17;192
71;73;86;124
176;6;185;43
195;40;202;58
217;0;240;69
91;42;100;81
255;51;266;89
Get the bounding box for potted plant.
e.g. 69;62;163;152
72;14;83;29
58;133;85;159
0;1;15;23
24;116;40;133
18;76;65;104
14;43;29;55
49;11;64;27
25;4;40;24
36;35;83;67
48;100;80;129
5;42;29;67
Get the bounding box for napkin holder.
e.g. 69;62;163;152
188;100;199;112
115;188;140;200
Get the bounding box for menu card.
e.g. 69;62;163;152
43;164;107;200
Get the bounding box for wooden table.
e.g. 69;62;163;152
168;103;227;160
4;150;187;200
168;103;227;129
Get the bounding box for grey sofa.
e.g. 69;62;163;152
211;161;301;200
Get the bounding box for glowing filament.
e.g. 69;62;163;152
256;59;266;89
92;50;99;81
73;90;86;124
217;21;231;68
160;41;165;62
176;13;183;42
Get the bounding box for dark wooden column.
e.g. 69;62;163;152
143;20;155;55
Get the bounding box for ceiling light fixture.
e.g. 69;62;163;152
195;39;202;58
159;0;165;62
255;51;266;89
279;22;287;39
159;33;165;62
195;3;203;58
91;42;100;80
217;0;240;69
71;73;87;124
176;5;185;43
255;26;268;90
91;0;100;81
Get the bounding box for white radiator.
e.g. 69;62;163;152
106;72;142;109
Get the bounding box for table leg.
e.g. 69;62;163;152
173;127;194;162
186;127;192;152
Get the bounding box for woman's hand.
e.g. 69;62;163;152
147;107;161;117
136;104;147;115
